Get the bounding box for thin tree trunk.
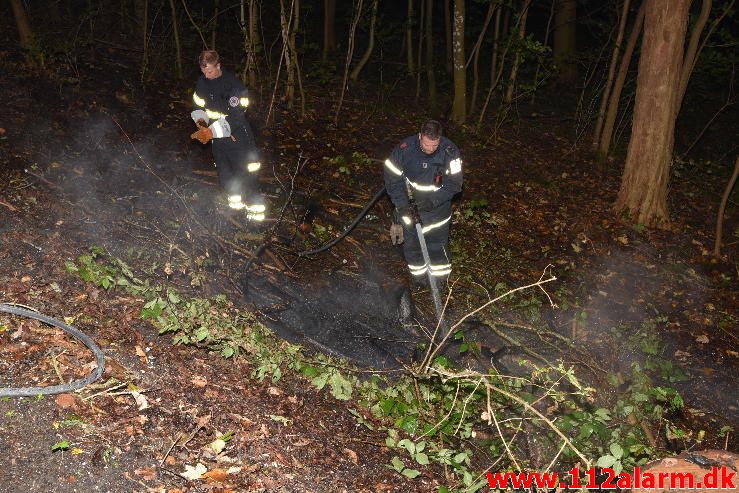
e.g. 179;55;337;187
425;0;437;111
468;2;495;117
531;0;556;104
211;0;219;50
249;0;260;89
489;5;502;97
553;0;577;86
168;0;182;78
504;0;533;105
415;0;425;99
714;157;739;257
451;0;466;123
444;0;452;73
334;0;365;126
598;1;645;158
137;0;149;80
593;0;632;151
351;0;379;81
677;0;735;111
279;0;296;108
407;0;415;75
614;0;692;228
9;0;34;51
323;0;337;61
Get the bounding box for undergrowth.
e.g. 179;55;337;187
66;247;692;492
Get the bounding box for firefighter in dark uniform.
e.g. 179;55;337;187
190;50;265;221
384;120;463;283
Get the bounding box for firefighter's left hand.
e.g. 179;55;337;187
190;123;213;144
390;223;404;245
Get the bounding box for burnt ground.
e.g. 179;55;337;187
1;41;738;493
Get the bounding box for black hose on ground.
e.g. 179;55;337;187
0;304;105;397
298;185;386;257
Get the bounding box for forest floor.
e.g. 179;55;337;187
0;44;738;493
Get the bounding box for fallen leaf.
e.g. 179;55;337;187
181;463;207;481
616;235;629;245
204;468;229;482
343;447;358;464
134;467;157;481
191;376;208;388
695;334;709;344
131;391;149;410
55;393;78;410
268;386;282;396
207;439;226;454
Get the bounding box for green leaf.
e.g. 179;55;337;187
597;454;616;468
52;440;70;452
390;456;405;472
415;452;430;465
401;468;421;479
609;442;624;459
329;372;353;400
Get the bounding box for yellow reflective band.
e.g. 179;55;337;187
402;216;412;226
449;157;462;174
247;162;261;172
229;202;246;210
247;212;265;221
206;109;227;120
430;263;452;271
240;97;249;107
422;215;451;233
431;268;451;276
409;180;442;192
408;263;426;270
384;159;403;176
228;194;243;203
246;204;266;213
410;269;428;276
193;92;206;107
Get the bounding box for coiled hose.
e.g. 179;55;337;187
0;304;105;397
298;185;386;257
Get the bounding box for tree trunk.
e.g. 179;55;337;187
531;0;556;104
553;0;577;86
211;0;220;50
614;0;692;228
351;0;379;81
136;0;148;80
676;0;711;110
415;0;425;99
714;157;739;258
334;0;364;126
468;2;495;117
598;1;645;159
323;0;337;61
504;0;532;105
168;0;182;78
451;0;466;123
279;0;296;108
10;0;34;52
406;0;415;75
444;0;452;73
593;0;632;151
425;0;437;111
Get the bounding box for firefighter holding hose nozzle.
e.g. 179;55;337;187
383;120;464;288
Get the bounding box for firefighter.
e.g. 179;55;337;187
384;120;463;284
190;50;265;221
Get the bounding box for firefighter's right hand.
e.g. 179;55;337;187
190;123;213;144
390;223;404;245
398;207;415;227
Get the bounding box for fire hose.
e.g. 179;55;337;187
0;303;105;397
297;185;387;257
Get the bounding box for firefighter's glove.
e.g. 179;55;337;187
191;123;213;145
390;223;404;245
397;207;415;227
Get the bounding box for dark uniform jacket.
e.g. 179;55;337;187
192;69;249;129
384;135;463;222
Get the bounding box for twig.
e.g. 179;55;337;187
160;432;184;466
